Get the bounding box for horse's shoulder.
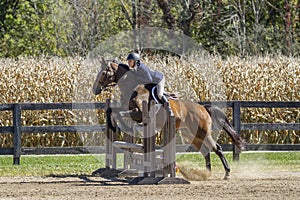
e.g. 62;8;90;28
135;84;151;92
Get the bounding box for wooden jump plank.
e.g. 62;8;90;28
113;141;144;152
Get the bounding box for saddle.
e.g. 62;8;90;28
151;86;178;104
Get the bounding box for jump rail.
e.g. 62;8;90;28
0;101;299;164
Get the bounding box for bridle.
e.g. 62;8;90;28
99;62;118;91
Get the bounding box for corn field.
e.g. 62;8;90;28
0;55;299;147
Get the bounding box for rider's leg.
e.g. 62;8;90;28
157;77;168;104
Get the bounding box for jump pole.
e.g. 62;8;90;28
93;99;189;184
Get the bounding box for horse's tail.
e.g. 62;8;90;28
204;105;245;150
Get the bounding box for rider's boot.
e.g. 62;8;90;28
161;95;169;105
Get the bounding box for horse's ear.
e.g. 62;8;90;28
112;58;119;64
110;62;119;70
99;57;107;70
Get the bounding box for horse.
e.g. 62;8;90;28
92;59;245;180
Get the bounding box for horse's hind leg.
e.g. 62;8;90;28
213;143;230;180
204;153;211;172
200;145;211;172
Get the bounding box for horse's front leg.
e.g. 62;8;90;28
111;108;140;133
106;107;118;132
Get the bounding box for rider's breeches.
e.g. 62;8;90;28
157;76;165;100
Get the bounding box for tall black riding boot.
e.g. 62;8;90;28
161;95;169;104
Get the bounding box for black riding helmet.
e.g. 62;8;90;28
127;52;140;61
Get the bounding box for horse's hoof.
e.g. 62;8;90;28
223;173;230;180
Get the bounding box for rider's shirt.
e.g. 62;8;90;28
117;62;163;108
132;63;163;84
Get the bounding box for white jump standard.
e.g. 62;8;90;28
93;99;190;185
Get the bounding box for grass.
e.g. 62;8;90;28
0;155;103;177
0;152;299;177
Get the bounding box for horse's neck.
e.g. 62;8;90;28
116;64;130;81
116;65;137;95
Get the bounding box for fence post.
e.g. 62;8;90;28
13;104;22;165
163;102;176;177
149;101;156;177
142;100;150;177
163;102;169;177
232;101;241;161
169;105;176;177
105;99;116;169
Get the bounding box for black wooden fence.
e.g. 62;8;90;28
0;101;299;164
198;101;300;160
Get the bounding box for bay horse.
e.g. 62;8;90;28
93;59;245;179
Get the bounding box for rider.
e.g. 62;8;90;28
126;52;168;104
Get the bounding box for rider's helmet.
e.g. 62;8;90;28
126;52;140;61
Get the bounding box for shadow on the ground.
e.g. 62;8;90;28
46;174;130;186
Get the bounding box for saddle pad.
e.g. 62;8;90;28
151;86;178;103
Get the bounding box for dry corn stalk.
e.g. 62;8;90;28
0;55;299;147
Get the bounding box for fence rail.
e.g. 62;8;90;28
0;101;299;164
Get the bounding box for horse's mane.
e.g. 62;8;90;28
118;63;130;71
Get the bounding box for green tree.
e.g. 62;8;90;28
0;0;59;57
1;0;299;57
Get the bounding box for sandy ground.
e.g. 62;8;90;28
0;171;299;200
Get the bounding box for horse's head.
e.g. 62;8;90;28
92;58;118;95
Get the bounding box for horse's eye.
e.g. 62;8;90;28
103;70;108;75
107;71;113;76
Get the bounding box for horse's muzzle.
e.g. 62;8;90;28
93;85;104;95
